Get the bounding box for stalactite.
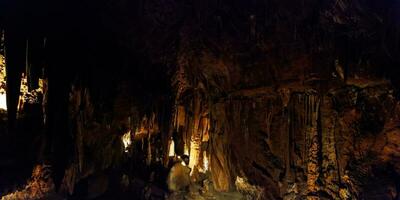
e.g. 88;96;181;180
183;108;191;156
284;95;292;183
77;110;84;173
210;102;233;191
27;38;44;90
286;94;294;182
306;94;320;198
291;95;298;179
242;102;249;151
0;30;4;53
202;117;210;142
182;102;192;156
25;39;30;89
320;95;339;197
146;114;153;166
188;90;203;171
165;104;186;164
177;105;186;130
41;78;48;125
302;94;307;166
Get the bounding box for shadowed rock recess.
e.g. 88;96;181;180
0;0;400;199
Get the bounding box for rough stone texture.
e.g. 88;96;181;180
169;26;400;196
167;162;191;192
1;164;55;200
173;53;400;199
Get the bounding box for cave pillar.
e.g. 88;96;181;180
306;94;320;197
188;91;202;170
320;95;340;196
175;105;186;156
210;102;232;191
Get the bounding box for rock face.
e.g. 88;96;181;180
1;164;55;200
161;1;400;198
170;26;400;198
170;12;400;196
167;162;191;192
175;75;400;199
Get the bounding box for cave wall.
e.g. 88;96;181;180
174;61;400;199
167;1;400;199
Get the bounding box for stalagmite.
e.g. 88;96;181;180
202;150;209;172
168;137;175;157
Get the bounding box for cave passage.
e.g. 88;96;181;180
1;0;400;200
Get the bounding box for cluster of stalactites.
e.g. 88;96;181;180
128;112;163;165
0;30;47;119
133;113;159;138
17;72;46;113
172;97;211;174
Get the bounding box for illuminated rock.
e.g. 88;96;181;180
167;161;191;192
